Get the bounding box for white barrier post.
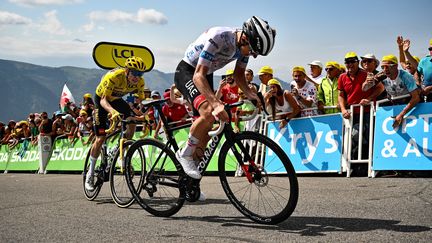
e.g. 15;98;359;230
38;134;52;174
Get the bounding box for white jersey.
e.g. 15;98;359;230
182;27;249;74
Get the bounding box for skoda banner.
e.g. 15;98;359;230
373;102;432;170
92;41;155;71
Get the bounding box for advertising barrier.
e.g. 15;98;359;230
0;143;10;171
3;140;40;171
265;113;343;173
373;102;432;171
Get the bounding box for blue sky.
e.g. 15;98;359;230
0;0;431;81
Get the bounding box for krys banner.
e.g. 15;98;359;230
92;42;155;71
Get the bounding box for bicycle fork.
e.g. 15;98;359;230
231;140;262;183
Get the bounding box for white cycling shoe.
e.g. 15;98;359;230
85;174;95;191
175;151;202;179
198;191;206;201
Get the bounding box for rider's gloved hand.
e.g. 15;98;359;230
110;109;121;121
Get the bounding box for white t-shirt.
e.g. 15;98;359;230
311;73;325;85
290;80;318;117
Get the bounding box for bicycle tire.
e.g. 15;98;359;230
109;140;145;208
218;131;298;224
125;138;185;217
83;148;103;201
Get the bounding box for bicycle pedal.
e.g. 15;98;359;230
185;188;201;202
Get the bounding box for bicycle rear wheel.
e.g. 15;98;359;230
218;131;298;224
83;148;103;201
125;138;185;217
110;140;145;208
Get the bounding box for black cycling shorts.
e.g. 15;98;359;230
93;95;133;136
174;60;213;116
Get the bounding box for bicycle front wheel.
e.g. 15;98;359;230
110;140;144;208
218;131;298;224
125;138;185;217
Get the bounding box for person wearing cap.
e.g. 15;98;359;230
360;53;388;101
81;93;94;118
417;38;432;102
338;52;384;119
306;60;325;86
51;111;65;138
264;78;300;128
290;66;319;117
377;55;421;128
339;52;384;164
62;114;78;143
397;36;421;85
77;110;94;145
317;61;341;114
151;90;161;99
360;54;380;74
258;65;274;93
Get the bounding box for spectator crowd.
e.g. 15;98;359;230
1;36;431;154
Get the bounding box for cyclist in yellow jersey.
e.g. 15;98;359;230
85;56;146;191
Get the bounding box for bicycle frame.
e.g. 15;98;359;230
146;99;257;183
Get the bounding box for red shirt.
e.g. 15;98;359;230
338;69;375;106
220;85;240;118
221;85;240;104
162;103;188;122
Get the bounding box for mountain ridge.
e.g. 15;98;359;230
0;59;289;122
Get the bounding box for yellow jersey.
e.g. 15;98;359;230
96;68;146;102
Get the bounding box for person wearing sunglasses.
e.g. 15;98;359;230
338;52;385;168
317;61;342;114
173;16;276;180
417;38;432;102
377;55;421;129
85;56;146;191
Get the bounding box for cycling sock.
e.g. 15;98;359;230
88;156;97;176
180;135;199;158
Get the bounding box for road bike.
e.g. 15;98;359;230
124;95;299;224
83;118;145;208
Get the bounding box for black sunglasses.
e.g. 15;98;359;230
345;59;358;64
428;47;432;51
325;68;335;72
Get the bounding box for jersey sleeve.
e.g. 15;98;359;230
197;38;219;68
97;74;116;98
136;78;146;100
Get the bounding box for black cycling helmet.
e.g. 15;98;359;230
243;16;276;56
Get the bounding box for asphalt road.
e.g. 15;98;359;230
0;173;431;242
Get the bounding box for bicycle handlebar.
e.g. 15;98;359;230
208;92;265;137
104;117;144;134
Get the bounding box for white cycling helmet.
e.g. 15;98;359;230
243;16;276;56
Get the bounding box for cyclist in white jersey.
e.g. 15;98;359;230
174;16;276;180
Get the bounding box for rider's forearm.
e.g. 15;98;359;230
193;72;221;108
100;96;116;113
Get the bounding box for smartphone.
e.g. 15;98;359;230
221;75;227;80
